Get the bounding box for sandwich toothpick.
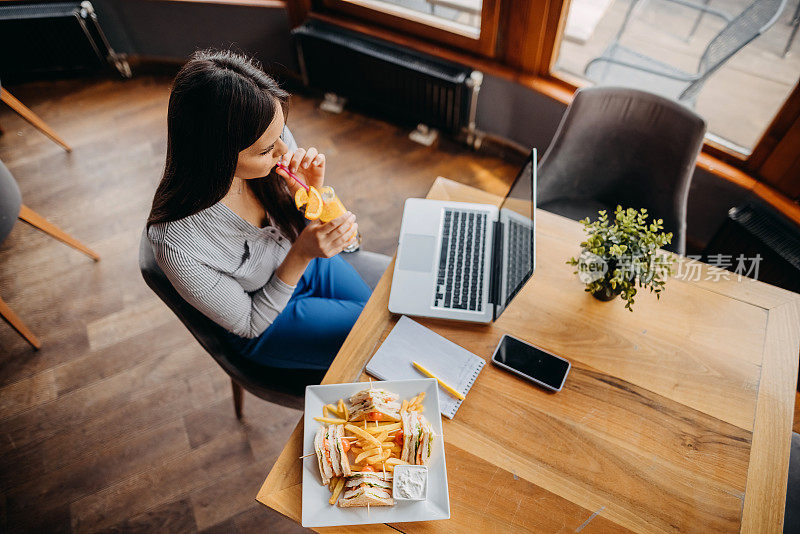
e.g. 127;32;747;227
299;453;315;459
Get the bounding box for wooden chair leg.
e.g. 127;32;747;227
0;296;41;350
0;90;72;152
232;379;244;419
18;205;100;261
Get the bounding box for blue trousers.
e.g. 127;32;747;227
226;256;371;370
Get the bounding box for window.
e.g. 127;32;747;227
318;0;501;55
553;0;800;155
332;0;483;38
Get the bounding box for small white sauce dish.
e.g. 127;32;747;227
393;465;429;501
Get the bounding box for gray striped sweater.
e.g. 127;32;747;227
147;202;296;338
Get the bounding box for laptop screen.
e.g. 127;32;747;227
493;149;536;320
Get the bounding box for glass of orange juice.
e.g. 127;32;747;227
318;186;346;222
319;186;361;252
293;181;361;252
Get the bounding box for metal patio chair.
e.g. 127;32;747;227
584;0;787;106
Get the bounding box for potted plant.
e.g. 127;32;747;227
567;207;674;311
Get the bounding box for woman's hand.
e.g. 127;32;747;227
274;212;358;286
275;147;325;192
294;212;358;260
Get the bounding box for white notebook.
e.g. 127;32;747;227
365;316;485;419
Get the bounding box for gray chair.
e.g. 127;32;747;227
786;432;800;533
139;231;390;416
537;87;706;255
584;0;786;106
0;159;99;349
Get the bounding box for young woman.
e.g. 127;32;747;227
147;49;371;370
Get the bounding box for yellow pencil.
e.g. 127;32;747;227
412;361;466;400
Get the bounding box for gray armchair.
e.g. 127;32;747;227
537;87;706;255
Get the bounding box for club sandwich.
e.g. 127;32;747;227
400;411;434;466
337;472;394;507
348;388;401;422
314;424;351;484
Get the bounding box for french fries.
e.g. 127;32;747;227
400;399;408;413
314;416;348;425
364;422;401;434
360;443;381;454
322;399;349;421
349;464;370;471
345;424;382;449
408;392;425;411
329;477;345;505
325;403;342;418
354;449;378;464
373;450;392;462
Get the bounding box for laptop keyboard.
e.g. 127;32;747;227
433;209;487;312
506;219;533;298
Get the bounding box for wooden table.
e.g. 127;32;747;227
257;178;800;533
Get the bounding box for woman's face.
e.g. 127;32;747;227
234;105;288;180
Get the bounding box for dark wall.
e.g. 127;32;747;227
476;74;565;155
92;0;296;71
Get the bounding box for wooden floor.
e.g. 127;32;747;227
0;74;521;533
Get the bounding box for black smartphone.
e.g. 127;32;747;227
491;334;571;392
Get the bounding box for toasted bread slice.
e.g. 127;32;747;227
338;487;394;507
327;425;342;477
314;427;333;485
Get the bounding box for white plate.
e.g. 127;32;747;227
301;378;450;528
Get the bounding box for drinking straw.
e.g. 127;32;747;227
276;162;309;192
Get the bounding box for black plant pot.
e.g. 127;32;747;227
591;284;621;302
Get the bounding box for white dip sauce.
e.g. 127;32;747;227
396;467;427;499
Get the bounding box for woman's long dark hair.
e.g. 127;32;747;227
147;49;305;240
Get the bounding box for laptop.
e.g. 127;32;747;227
388;149;537;323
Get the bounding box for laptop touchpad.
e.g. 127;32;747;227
398;234;435;272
